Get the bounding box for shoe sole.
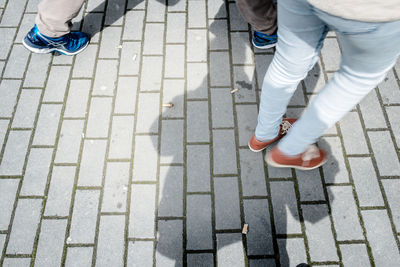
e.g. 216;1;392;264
22;38;90;56
248;141;266;152
265;153;327;171
252;39;277;50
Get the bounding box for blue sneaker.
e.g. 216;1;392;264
252;31;277;50
22;25;90;56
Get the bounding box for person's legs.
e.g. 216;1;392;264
236;0;277;35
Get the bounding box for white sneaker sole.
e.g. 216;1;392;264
265;153;327;171
252;39;277;50
248;141;266;152
22;38;89;56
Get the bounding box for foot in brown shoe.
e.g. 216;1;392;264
248;118;297;152
265;144;327;170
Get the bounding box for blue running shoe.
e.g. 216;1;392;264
22;25;90;56
252;31;277;50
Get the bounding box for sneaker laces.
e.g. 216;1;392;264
301;145;320;164
280;120;293;135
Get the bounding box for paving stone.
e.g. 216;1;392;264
217;233;245;267
33;104;62;146
0;119;8;149
270;181;302;235
23;53;51;87
12;89;41;128
0;0;25;26
382;179;400;232
128;241;154;267
52;51;73;65
236;104;258;146
129;184;156;238
96;215;125;267
82;12;103;42
160;120;183;164
156;220;183;266
339;112;369;154
211;88;234;128
296;169;325;201
239;149;267;196
2;258;31;266
243;199;274;256
87;0;105;12
165;45;184;78
378;70;400;104
0;234;5;257
20;148;53;196
123;10;145;40
213;130;237;175
319;136;349;184
99;26;122;59
140;56;163;91
362;209;400;266
209;19;229;50
0;80;20;117
119;42;141;75
109;115;134;159
55;119;84;163
104;0;125;25
0;179;19;230
102;162;129;213
348;157;384;207
65;247;93;267
368;131;400;176
114;77;137;114
187;253;214;266
35;219;67;266
340;244;371;267
43;66;71;102
0;130;31;175
0;28;16;60
86;97;112;138
187;101;209;142
254;54;273;90
69;190;100;244
288;83;306;106
234;66;257;103
187;29;207;62
143;24;164;55
231;32;253;65
210;51;231;86
78;139;107;186
72;44;98;77
278;238;307;267
64;80;91;118
321;38;341;71
249;259;276;267
92;60;118;96
304;60;325;94
267;158;293;179
133;135;158;181
127;0;146;9
0;61;4;74
136;92;160;133
3;45;30;79
214;177;241;230
386;106;400;146
186;195;213;250
6;199;42;254
187;62;208;99
208;0;226;19
187;145;211;192
302;204;338;262
188;0;206;28
158;166;183;217
162;79;184;118
359;89;387;129
147;0;165;22
229;3;248;31
166;13;186;43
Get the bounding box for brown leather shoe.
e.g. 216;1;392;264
248;118;297;152
265;144;327;170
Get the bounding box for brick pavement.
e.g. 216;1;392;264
1;0;400;266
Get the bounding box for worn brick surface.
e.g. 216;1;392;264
213;130;237;175
160;119;183;164
3;45;29;79
33;104;62;146
64;80;91;118
0;130;31;175
210;51;231;86
132;135;158;181
109;115;134;159
187;62;208;99
278;238;307;267
136;92;160;132
23;54;51;88
214;177;241;230
209;19;229;50
65;247;93;267
217;233;245;267
86;97;113;138
55;120;84;163
102;162;129;213
166;13;186;43
0;179;19;230
188;29;207;62
340;244;371;267
128;241;153;267
211;88;234;128
114;77;138;114
239;149;267;196
92;60;118;96
187;101;209;143
129;184;156;238
43;66;71;102
119;42;141;76
72;45;98;78
78;139;107;186
158;166;183;217
382;179;400;232
165;45;184;78
369;131;400;176
140;57;163;91
0;79;20;117
155;220;183;266
187;145;211;192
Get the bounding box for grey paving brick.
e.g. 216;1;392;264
239;149;267;196
187;253;214;267
378;70;400;104
119;42;141;75
96;215;125;267
2;258;31;267
64;80;91;118
236;104;258;146
340;244;371;267
0;61;4;74
368;131;400;176
52;51;73;65
104;0;125;25
102;162;129;213
187;29;207;62
35;219;67;266
386;106;400;146
0;80;20;117
382;179;400;232
136;92;160;133
86;97;113;138
208;0;226;19
359;89;387;129
187;145;210;192
92;60;118;96
296;169;325;201
65;247;93;267
188;0;206;28
87;0;105;13
114;77;137;114
288;83;306;106
69;190;100;244
109;115;134;159
187;62;208;99
321;38;341;71
0;179;19;230
3;45;30;79
11;89;41;128
166;13;186;43
6;199;42;254
213;130;237;175
0;119;8;149
140;56;163;91
217;233;245;267
214;177;241;230
158;166;183;217
165;45;184;78
271;181;302;235
231;32;253;65
0;234;5;256
243;199;274;256
99;27;122;59
209;19;228;50
302;204;338;262
186;195;213;250
211;88;234;128
43;66;71;102
362;209;400;267
0;130;31;175
0;0;25;26
229;3;248;31
23;53;51;87
123;10;145;40
348;157;384;207
156;220;183;266
339;112;369;154
0;28;16;60
20;148;53;196
133;135;158;181
210;51;231;86
127;0;146;9
234;66;257;103
162;79;184;118
82;12;103;43
143;23;165;55
128;241;153;267
268;162;293;179
249;259;275;267
304;61;325;94
160;120;183;164
33;104;62;146
55;120;84;163
45;166;76;216
319;136;349;184
187;101;209;143
278;238;307;267
147;0;165;22
72;44;98;78
78;139;107;186
129;184;156;238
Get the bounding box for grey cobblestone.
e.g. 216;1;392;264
23;54;51;87
214;177;241;230
0;179;19;230
127;0;146;10
0;119;8;149
0;130;31;175
143;24;164;55
340;244;371;267
0;28;16;60
162;79;184;118
12;89;41;128
55;120;84;163
160;120;183;164
33;104;62;146
188;0;206;28
64;80;91;118
211;88;234;128
78;139;107;186
3;45;30;79
359;89;387;129
288;83;306;106
156;220;183;266
210;51;230;87
213;130;237;175
167;13;186;43
209;19;228;50
239;149;267;196
119;42;141;76
123;10;145;41
0;80;20;117
43;66;71;102
92;60;118;96
249;259;275;267
304;61;325;93
187;101;209;143
217;233;245;267
86;97;112;138
158;166;183;217
368;131;400;176
104;0;125;25
254;55;273;90
72;44;98;78
187;145;211;193
321;38;341;71
208;0;226;19
278;238;307;267
187;62;208;99
114;77;137;114
129;184;156;238
2;258;31;266
188;30;207;62
339;112;369;154
140;57;163;91
128;241;153;267
65;247;93;267
187;253;214;266
147;0;165;22
231;32;253;65
136;92;160;133
229;3;248;31
296;169;326;201
109;115;134;159
87;0;105;13
99;26;122;59
0;0;25;26
236;104;258;146
378;70;400;104
102;162;129;213
165;45;184;78
319;137;349;184
382;179;400;232
386;106;400;146
132;135;158;181
234;66;257;103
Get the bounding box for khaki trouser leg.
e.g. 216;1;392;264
236;0;277;35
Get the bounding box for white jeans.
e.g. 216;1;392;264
255;0;400;155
